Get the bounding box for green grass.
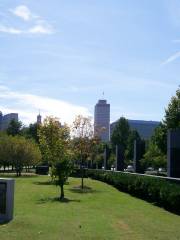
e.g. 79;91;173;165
0;175;180;240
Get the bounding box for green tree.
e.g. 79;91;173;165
0;134;13;171
111;117;130;149
11;136;41;176
38;117;71;200
7;119;22;136
141;142;166;170
0;134;41;176
125;130;141;162
164;87;180;129
72;115;94;189
22;123;39;143
151;123;167;154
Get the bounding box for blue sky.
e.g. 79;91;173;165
0;0;180;125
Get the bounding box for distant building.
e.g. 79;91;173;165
111;119;160;140
37;113;42;125
94;99;110;142
0;112;19;131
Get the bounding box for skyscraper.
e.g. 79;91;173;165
94;99;110;142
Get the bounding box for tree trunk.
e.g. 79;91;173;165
60;184;64;200
81;175;84;189
81;167;84;189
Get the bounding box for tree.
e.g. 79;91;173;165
0;134;41;176
151;123;167;154
164;87;180;129
11;136;41;176
141;142;166;170
111;117;130;150
22;123;39;143
0;134;13;171
38;117;71;200
72;115;94;189
125;130;141;163
7;119;22;136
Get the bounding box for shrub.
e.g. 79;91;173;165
87;169;180;214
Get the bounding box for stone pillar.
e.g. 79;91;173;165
167;129;180;178
116;145;124;171
104;145;110;170
133;140;145;173
0;178;15;223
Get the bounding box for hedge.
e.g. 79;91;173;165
86;169;180;214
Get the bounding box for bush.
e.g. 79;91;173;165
87;169;180;214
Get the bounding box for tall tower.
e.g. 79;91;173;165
94;99;110;142
37;112;42;125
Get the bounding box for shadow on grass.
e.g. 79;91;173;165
0;173;38;178
69;185;100;194
37;197;81;204
33;181;70;186
33;181;54;186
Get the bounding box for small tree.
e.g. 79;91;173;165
72;115;94;189
38;117;71;200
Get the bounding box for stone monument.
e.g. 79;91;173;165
116;145;124;171
104;145;110;170
167;129;180;178
133;140;145;173
0;178;15;223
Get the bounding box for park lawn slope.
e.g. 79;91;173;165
0;175;180;240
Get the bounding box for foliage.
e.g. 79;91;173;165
111;117;130;150
0;134;41;176
38;116;72;199
164;87;180;129
71;115;94;188
125;130;141;161
6;119;22;136
141;142;166;170
22;123;40;143
87;169;180;214
151;123;167;154
143;87;180;167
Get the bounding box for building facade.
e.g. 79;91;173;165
111;119;160;140
0;112;18;131
94;99;110;142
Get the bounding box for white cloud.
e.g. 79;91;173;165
28;24;54;34
0;5;54;35
0;25;22;34
0;85;91;125
161;51;180;65
10;5;32;21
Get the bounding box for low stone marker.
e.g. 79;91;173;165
167;129;180;178
116;145;124;171
0;178;15;223
133;140;145;173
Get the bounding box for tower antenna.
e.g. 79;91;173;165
102;91;105;99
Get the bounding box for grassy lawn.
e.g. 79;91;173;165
0;175;180;240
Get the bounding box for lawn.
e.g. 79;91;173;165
0;175;180;240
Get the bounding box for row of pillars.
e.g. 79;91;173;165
104;129;180;178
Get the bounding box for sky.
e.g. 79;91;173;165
0;0;180;125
